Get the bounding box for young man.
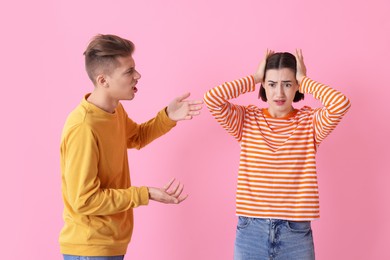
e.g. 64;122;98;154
59;34;202;260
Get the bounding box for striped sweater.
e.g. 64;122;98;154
204;75;351;221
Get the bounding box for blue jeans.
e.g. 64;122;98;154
234;217;315;260
63;255;124;260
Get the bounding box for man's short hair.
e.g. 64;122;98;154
84;34;135;84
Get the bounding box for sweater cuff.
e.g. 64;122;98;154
249;75;256;92
299;76;310;93
139;186;150;206
160;108;178;127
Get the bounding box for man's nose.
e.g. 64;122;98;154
134;70;141;80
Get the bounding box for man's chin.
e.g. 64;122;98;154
122;94;135;101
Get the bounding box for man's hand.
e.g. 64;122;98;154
295;49;307;84
253;49;275;84
148;178;188;204
167;93;203;121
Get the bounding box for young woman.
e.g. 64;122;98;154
204;50;351;260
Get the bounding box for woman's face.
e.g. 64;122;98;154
263;68;299;118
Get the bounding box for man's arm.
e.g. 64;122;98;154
126;93;203;149
62;123;152;215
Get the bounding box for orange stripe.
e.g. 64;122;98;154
237;188;317;196
237;187;318;195
237;183;317;190
236;207;319;214
239;165;317;170
237;179;317;185
236;197;318;205
238;152;316;160
238;202;319;209
240;159;314;166
237;173;317;180
236;192;318;199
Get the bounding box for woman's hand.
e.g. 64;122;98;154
295;49;307;84
253;49;274;84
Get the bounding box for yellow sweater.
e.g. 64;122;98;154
59;95;176;256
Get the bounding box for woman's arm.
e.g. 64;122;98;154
296;49;351;144
300;77;351;144
204;76;254;141
204;50;273;141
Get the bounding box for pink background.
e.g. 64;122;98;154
1;0;389;259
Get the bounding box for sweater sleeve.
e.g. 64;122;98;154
126;108;177;149
61;123;150;216
300;77;351;145
204;76;256;141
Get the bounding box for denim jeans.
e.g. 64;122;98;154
63;255;124;260
234;217;315;260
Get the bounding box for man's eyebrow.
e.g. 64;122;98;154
124;67;135;73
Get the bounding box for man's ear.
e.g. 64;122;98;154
96;74;109;88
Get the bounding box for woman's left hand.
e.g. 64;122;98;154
295;49;307;84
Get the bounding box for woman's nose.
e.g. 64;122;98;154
276;85;284;97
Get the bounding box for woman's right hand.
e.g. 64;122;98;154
253;49;274;84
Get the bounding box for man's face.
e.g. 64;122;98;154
105;55;141;101
263;68;299;117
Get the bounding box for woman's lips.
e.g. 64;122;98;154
275;100;285;106
133;86;138;93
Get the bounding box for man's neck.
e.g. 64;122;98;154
87;90;118;114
